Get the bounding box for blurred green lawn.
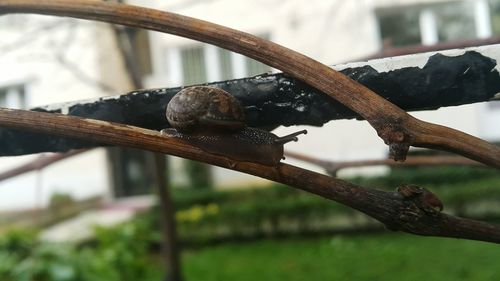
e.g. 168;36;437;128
183;233;500;281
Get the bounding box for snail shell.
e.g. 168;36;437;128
166;86;245;133
163;86;307;166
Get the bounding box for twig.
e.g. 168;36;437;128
54;52;117;94
362;36;500;60
0;18;73;54
110;24;144;89
0;149;86;182
0;107;499;243
1;0;499;168
285;151;484;176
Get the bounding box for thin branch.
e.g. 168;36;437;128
362;36;500;60
0;149;86;182
110;24;143;89
0;18;73;54
285;151;483;176
1;0;499;168
0;107;499;243
54;53;118;94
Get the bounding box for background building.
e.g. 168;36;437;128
138;0;500;182
0;0;498;210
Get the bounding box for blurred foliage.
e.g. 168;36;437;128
350;166;499;187
0;224;162;281
160;184;357;245
4;227;500;281
161;166;500;244
75;221;162;281
49;192;75;211
183;234;500;281
0;166;498;280
176;203;219;223
351;166;500;207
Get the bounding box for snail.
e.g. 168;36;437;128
161;86;307;166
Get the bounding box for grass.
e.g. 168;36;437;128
182;233;500;281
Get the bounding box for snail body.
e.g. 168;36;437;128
162;86;306;166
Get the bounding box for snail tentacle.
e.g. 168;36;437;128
273;130;308;145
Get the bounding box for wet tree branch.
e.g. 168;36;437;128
0;107;498;243
1;0;499;168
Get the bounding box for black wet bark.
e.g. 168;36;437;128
1;51;499;155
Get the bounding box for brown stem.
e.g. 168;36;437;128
153;154;183;281
409;119;500;167
0;149;86;182
0;107;499;243
285;151;483;175
1;0;499;168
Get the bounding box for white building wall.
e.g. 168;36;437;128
0;0;496;204
0;15;113;211
137;0;389;184
0;150;109;211
136;0;499;185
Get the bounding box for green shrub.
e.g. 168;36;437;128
49;193;75;210
0;225;162;281
1;166;497;280
164;166;500;244
0;228;37;258
350;166;498;188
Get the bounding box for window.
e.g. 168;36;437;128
175;38;271;85
245;53;271;76
218;48;233;80
181;45;207;85
378;8;421;47
377;1;478;48
434;2;476;42
0;84;27;109
490;0;500;34
108;147;156;198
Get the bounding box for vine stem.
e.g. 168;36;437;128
284;151;482;175
1;0;499;168
0;107;499;243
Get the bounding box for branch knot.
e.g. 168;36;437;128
397;184;444;213
372;117;413;161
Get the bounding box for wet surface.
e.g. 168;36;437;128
2;51;499;155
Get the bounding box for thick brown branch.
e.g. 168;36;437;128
1;0;499;168
0;107;499;243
